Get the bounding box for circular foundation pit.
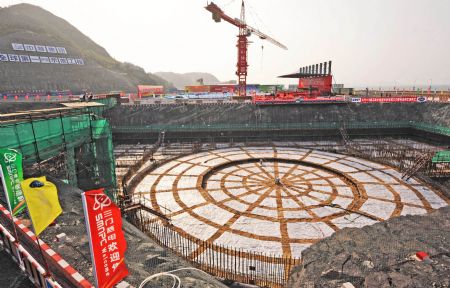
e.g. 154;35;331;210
135;147;449;259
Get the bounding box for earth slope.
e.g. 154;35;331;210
0;4;170;93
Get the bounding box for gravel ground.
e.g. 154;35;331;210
288;206;450;288
0;248;34;288
36;178;227;288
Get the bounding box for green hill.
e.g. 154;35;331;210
0;3;171;93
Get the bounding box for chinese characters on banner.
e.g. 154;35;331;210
1;43;84;65
0;148;26;215
360;97;417;103
137;85;164;97
82;189;128;288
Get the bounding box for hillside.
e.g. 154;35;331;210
0;4;171;93
155;72;220;90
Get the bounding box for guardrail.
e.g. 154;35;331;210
0;204;93;288
0;223;62;287
127;216;299;288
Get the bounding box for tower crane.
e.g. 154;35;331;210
205;1;287;98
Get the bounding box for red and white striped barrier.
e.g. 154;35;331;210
0;223;62;287
0;204;93;288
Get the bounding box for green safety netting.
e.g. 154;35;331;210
111;121;450;135
0;112;117;200
432;151;450;163
89;98;118;116
412;123;450;137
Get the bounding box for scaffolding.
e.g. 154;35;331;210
0;108;117;200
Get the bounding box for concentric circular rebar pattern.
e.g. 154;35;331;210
135;147;448;258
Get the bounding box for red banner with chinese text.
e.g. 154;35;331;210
137;85;164;97
360;97;418;103
82;189;129;288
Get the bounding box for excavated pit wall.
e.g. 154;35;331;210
105;103;450;144
105;103;450;126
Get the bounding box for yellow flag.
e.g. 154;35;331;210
21;176;62;235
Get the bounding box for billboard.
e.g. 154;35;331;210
298;75;332;94
359;97;426;103
185;85;210;93
259;85;283;93
253;95;346;105
2;43;82;65
209;85;235;93
138;85;164;97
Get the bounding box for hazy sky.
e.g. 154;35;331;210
1;0;449;88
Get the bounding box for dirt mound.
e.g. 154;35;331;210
288;206;450;288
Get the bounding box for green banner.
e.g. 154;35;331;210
0;149;26;215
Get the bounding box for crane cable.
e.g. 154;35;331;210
138;267;213;288
261;44;264;70
245;0;272;71
245;0;273;35
222;0;237;8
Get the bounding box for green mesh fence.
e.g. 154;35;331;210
89;97;118;116
411;122;450;137
111;120;450;135
432;150;450;163
0;112;117;200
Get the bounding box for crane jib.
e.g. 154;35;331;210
205;0;287;97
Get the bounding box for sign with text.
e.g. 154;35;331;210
82;189;128;288
298;75;333;94
12;43;68;54
138;85;164;97
0;149;26;215
0;53;84;65
360;97;426;103
11;43;24;51
24;44;36;52
1;43;82;65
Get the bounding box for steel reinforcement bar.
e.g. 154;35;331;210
127;215;299;288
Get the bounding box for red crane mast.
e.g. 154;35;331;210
205;1;287;98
